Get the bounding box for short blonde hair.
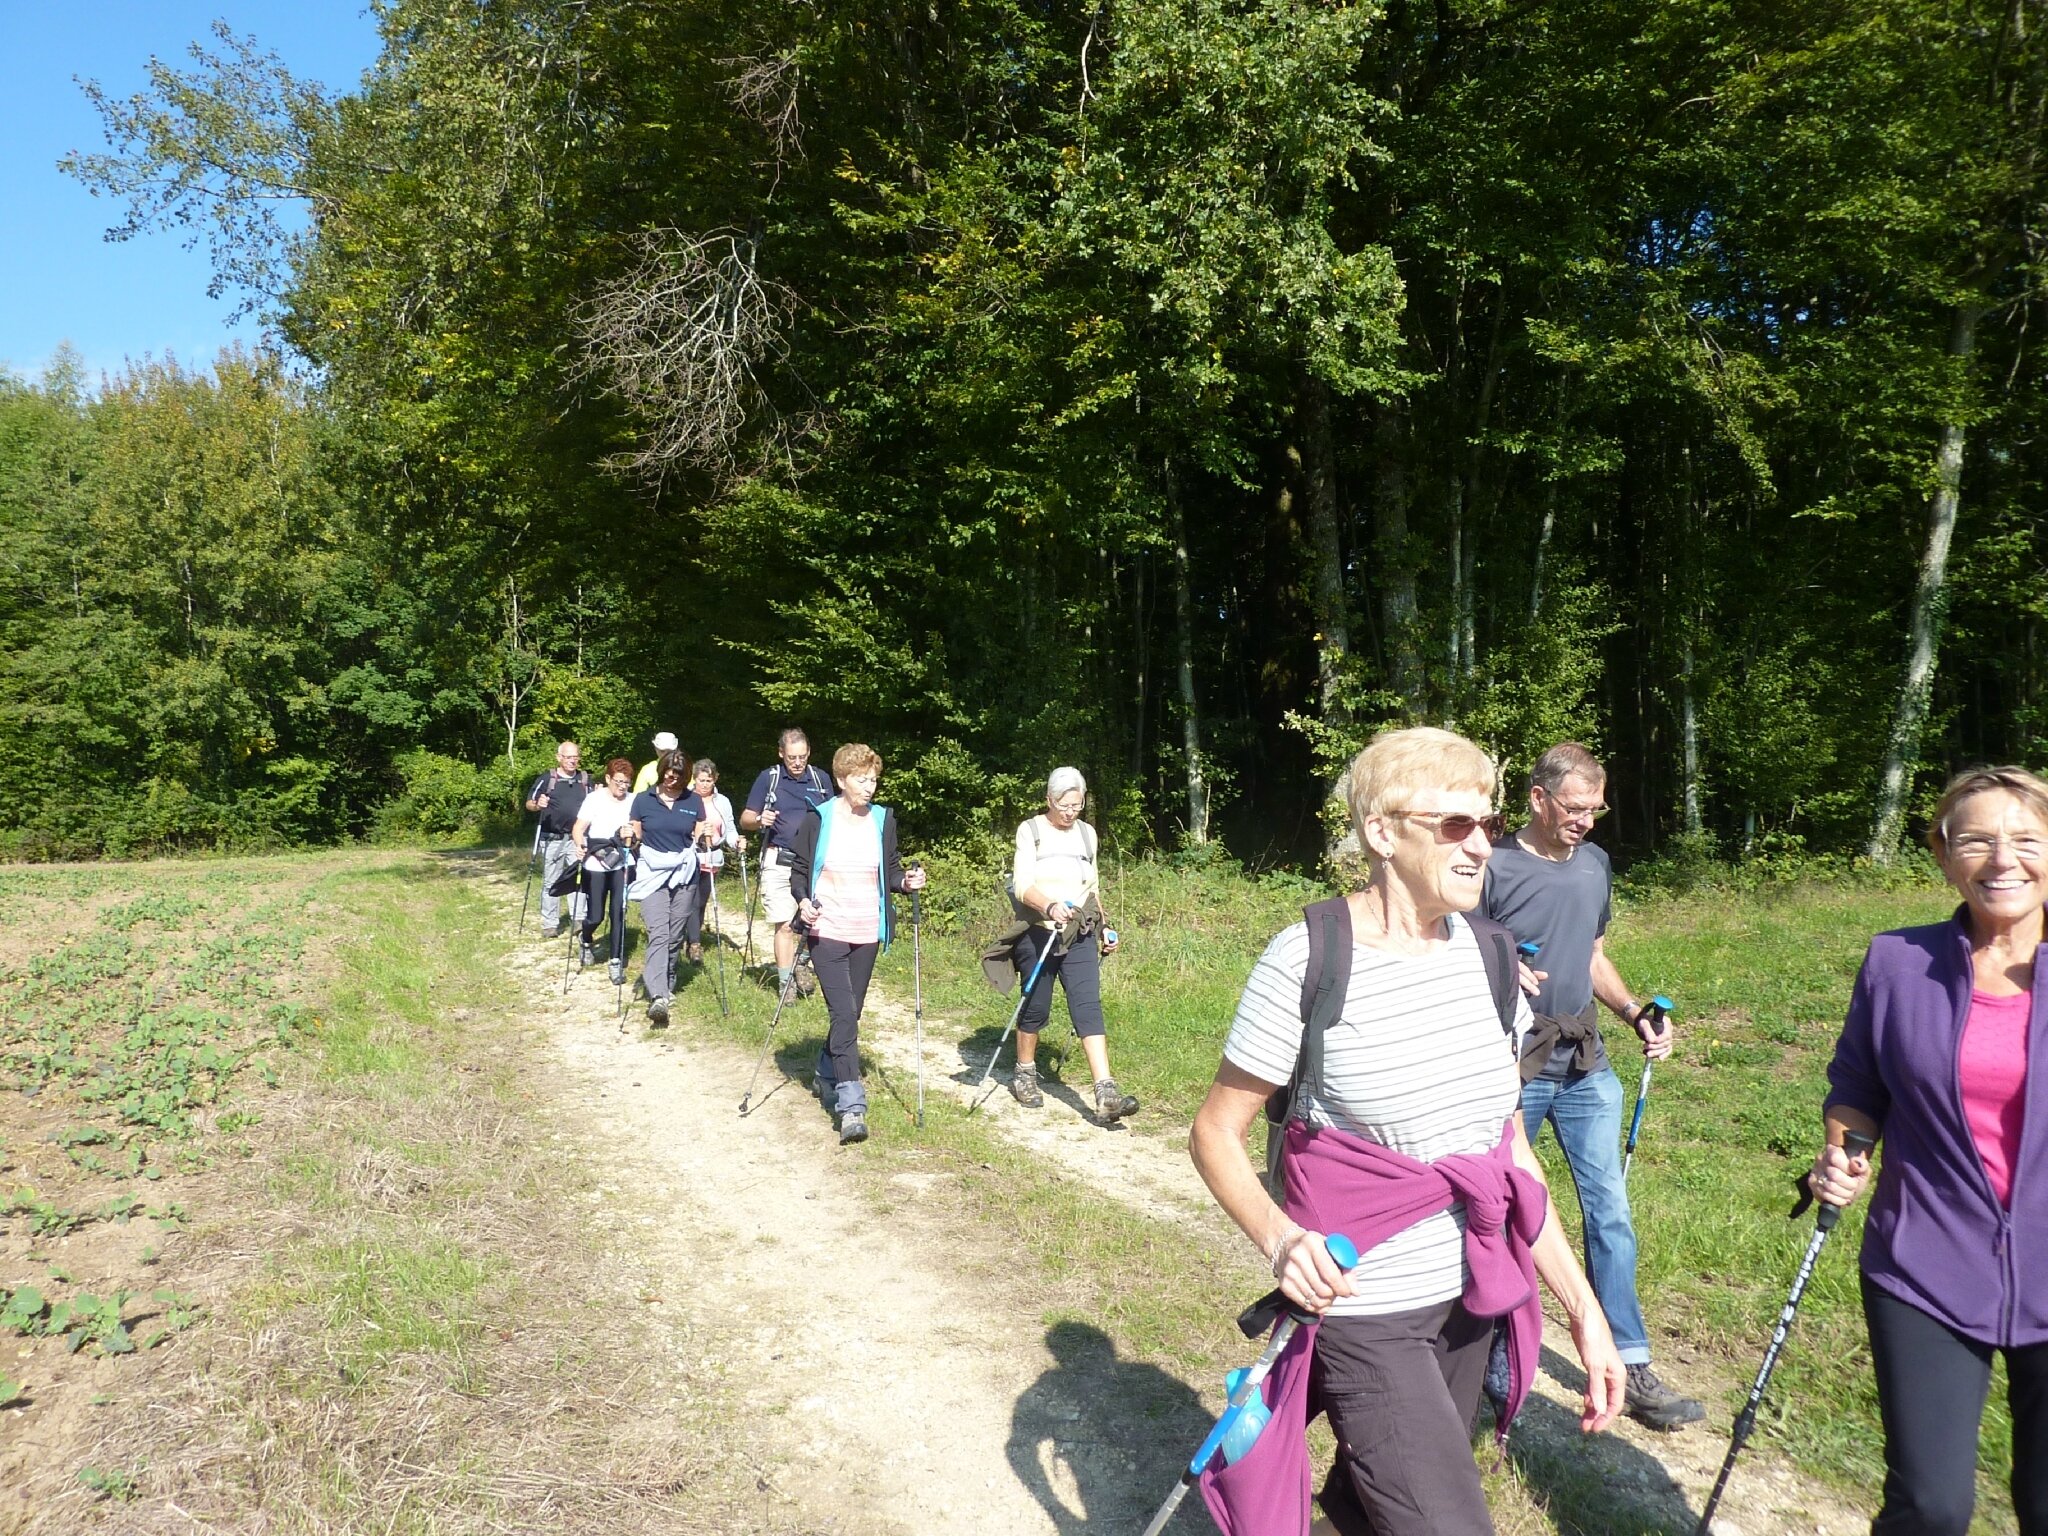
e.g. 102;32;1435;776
1344;727;1497;841
1928;765;2048;859
832;742;883;781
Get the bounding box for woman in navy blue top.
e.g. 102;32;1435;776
628;749;712;1025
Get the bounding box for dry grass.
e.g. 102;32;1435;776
5;853;807;1536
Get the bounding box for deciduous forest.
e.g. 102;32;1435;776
6;0;2045;862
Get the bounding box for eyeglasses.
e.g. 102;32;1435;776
1537;788;1608;822
1388;810;1507;842
1948;833;2048;861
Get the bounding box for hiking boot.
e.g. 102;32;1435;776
647;996;670;1028
608;959;624;986
581;942;597;967
1624;1364;1704;1430
1094;1078;1140;1122
1009;1063;1044;1108
838;1112;868;1145
795;953;818;998
541;922;562;939
687;942;704;964
779;974;800;1005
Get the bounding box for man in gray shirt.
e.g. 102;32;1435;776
1481;742;1703;1430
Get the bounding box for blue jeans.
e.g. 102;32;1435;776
1518;1066;1651;1364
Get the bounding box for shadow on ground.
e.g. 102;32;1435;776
1010;1320;1214;1533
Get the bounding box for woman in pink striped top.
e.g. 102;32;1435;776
789;743;928;1145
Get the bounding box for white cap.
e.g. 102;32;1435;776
652;731;679;751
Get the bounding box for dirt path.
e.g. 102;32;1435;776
504;911;1206;1534
498;880;1871;1536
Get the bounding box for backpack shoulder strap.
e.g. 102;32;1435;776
1029;816;1041;853
1084;824;1098;863
767;764;780;804
1461;911;1521;1038
1290;896;1354;1121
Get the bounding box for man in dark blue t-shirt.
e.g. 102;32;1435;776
1481;741;1702;1431
740;728;837;1002
523;741;589;936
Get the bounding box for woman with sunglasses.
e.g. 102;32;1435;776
1189;727;1622;1536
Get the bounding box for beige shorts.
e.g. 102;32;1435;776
761;855;798;924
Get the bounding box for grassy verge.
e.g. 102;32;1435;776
2;850;801;1533
681;847;1995;1531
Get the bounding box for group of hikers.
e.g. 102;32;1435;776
524;727;1134;1145
524;721;2047;1536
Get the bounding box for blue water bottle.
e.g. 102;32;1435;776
1219;1367;1271;1463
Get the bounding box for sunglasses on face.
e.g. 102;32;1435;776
1388;810;1508;842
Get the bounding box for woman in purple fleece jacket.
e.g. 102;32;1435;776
1814;765;2048;1536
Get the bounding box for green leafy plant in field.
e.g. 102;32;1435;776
0;1374;22;1406
1;1284;140;1356
76;1465;139;1501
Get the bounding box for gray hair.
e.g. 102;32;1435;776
1528;742;1604;797
777;727;808;752
1045;766;1087;803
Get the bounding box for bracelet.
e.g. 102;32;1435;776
1268;1221;1306;1279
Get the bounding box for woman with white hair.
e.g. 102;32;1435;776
1188;726;1621;1536
1007;766;1136;1124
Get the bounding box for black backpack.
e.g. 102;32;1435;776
1262;897;1523;1203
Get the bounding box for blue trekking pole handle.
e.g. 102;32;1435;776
1622;995;1671;1178
1141;1233;1361;1536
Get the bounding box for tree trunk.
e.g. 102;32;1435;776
1296;372;1350;722
1529;480;1557;619
1868;306;1978;861
1680;632;1702;836
1375;404;1422;713
1130;552;1149;780
1167;461;1209;845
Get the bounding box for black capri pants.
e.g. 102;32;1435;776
1014;924;1105;1039
1865;1274;2048;1536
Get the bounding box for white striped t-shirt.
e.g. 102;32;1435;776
1224;912;1531;1317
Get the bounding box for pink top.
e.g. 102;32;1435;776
1960;989;2031;1208
814;807;882;945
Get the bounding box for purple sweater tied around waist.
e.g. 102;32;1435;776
1198;1116;1549;1536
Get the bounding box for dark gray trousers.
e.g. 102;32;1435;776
1312;1297;1496;1536
1866;1275;2048;1536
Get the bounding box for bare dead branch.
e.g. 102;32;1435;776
570;228;799;485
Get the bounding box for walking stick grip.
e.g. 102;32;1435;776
1815;1129;1876;1232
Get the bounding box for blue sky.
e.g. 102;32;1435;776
0;3;382;384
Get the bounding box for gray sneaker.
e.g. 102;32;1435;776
646;996;670;1028
838;1112;868;1145
1009;1063;1044;1108
608;958;624;986
1625;1364;1705;1430
1094;1078;1140;1122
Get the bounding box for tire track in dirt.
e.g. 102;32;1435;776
698;898;1874;1536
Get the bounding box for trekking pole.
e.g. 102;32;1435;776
516;820;542;932
1622;995;1672;1182
1139;1232;1364;1536
970;921;1064;1107
738;966;798;1116
910;868;926;1128
739;846;757;972
560;873;581;995
610;866;628;1020
709;871;731;1017
1694;1129;1876;1536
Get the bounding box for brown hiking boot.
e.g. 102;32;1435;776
1009;1063;1044;1108
1094;1078;1140;1122
686;942;704;964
